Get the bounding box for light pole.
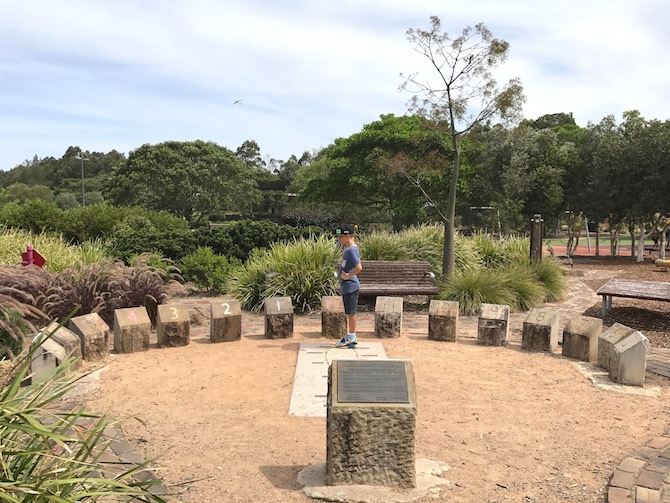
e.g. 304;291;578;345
74;152;90;206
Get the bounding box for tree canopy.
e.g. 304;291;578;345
105;140;262;222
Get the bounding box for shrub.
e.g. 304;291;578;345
107;215;197;262
0;199;65;234
0;309;29;360
528;258;567;302
358;231;408;261
229;235;339;312
180;247;241;293
503;267;547;311
438;269;516;315
472;233;509;267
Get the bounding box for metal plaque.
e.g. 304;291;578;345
337;360;409;403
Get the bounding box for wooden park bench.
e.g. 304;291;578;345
356;260;438;297
596;278;670;316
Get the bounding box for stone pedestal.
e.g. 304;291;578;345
375;296;403;339
157;304;190;348
43;321;82;369
326;360;417;488
68;313;110;362
562;315;602;362
30;322;83;382
113;307;151;354
264;296;293;339
609;331;648;387
522;308;558;352
210;300;242;343
477;303;510;346
598;323;635;371
428;300;458;342
321;296;347;339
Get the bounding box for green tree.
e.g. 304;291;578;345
0;183;54;204
55;192;79;210
297;114;452;230
106;140;262;222
400;17;525;276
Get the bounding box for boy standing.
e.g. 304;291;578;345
334;224;362;348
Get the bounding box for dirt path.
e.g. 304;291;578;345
84;276;670;503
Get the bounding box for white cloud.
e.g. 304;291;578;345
1;0;669;169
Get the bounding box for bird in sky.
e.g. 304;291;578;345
233;99;243;105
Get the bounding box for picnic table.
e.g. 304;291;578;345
596;278;670;316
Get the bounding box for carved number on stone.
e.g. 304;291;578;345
221;303;230;315
536;311;546;322
170;307;179;320
491;306;498;312
277;300;281;312
128;311;138;322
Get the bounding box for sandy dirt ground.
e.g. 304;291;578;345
85;259;670;503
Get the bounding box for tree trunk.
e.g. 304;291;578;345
595;226;600;257
661;230;667;260
442;143;460;278
629;226;635;257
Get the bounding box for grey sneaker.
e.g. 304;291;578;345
336;334;357;348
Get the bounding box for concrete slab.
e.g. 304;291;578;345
289;341;388;417
298;458;451;503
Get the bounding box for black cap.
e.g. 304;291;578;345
334;223;355;235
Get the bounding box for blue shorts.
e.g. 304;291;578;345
342;290;359;315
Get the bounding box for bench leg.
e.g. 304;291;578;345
601;296;607;317
607;296;612;313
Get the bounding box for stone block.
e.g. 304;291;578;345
428;300;458;342
113;307;151;354
522;308;558;352
321;296;347;339
29;322;83;383
609;331;648;387
598;323;635;371
156;304;190;348
210;300;242;343
326;360;416;488
264;296;293;339
42;321;82;369
68;313;110;362
477;303;510;346
375;296;403;339
561;315;602;362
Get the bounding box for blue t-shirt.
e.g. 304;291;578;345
339;244;361;294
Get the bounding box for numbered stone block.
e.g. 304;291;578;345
522;308;558;352
30;322;83;382
321;296;347;340
30;335;67;384
157;304;190;348
478;303;510;346
210;300;242;343
68;313;110;362
562;315;602;362
264;296;293;339
375;296;403;339
609;331;648;387
598;323;635;371
428;300;459;342
114;307;151;354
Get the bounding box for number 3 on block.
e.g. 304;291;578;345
170;307;179;320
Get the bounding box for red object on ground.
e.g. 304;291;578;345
21;245;46;268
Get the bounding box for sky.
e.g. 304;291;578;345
1;0;669;171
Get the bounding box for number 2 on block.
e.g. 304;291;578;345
221;303;230;315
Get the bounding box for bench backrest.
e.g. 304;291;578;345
357;260;435;286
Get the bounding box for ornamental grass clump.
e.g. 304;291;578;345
527;257;568;302
1;326;168;501
439;269;516;315
358;231;409;261
0;228;109;273
230;235;339;313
